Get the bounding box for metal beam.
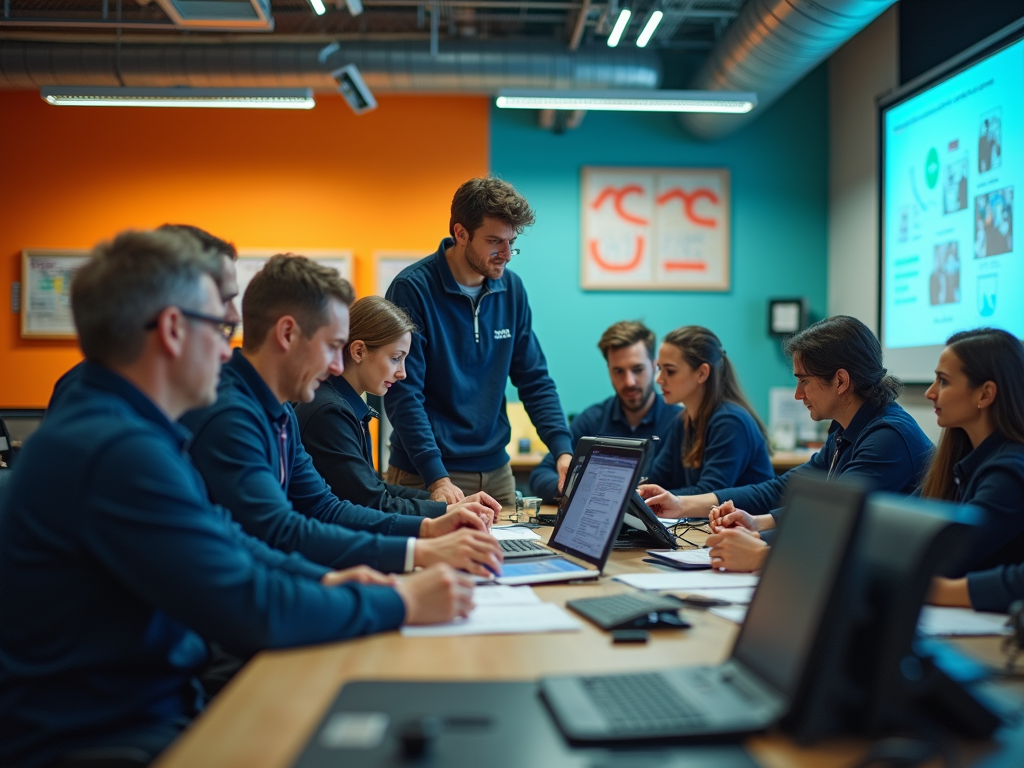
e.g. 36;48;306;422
568;0;589;50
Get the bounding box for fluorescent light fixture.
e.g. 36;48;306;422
607;8;631;47
309;0;326;14
40;87;315;109
495;89;757;114
636;10;662;48
345;0;363;15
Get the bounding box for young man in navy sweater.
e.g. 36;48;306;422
181;255;504;578
0;230;472;768
385;176;574;508
529;320;680;503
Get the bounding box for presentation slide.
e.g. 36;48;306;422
882;38;1023;381
553;452;636;559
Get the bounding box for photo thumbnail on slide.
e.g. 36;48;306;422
979;108;1003;174
975;186;1013;258
930;241;961;306
944;159;969;214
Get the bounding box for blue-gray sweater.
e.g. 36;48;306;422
385;238;573;485
0;363;404;768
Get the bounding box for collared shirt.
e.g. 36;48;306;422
648;401;774;497
295;375;447;519
717;401;934;520
0;362;404;768
528;393;681;503
385;238;573;485
181;350;422;575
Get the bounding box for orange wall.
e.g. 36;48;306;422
0;90;489;408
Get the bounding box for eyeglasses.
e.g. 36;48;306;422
145;308;237;342
490;248;521;258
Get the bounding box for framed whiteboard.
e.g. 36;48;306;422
235;249;353;337
21;250;90;339
581;167;731;291
374;251;422;297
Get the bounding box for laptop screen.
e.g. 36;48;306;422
730;476;864;699
548;446;641;567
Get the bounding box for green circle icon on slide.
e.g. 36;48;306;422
926;147;940;189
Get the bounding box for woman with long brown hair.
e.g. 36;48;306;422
923;328;1024;611
295;295;500;523
639;326;773;506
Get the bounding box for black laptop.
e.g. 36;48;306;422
493;443;644;585
540;474;867;741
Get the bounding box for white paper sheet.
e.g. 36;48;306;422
709;605;748;624
469;585;541;606
401;603;581;637
614;572;759;591
917;607;1011;636
491;526;543;541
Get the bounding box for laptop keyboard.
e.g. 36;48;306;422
580;673;706;734
499;539;549;554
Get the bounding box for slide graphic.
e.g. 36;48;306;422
883;37;1023;361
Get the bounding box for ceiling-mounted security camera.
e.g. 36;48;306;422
332;64;377;115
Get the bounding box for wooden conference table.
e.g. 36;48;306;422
154;515;1024;768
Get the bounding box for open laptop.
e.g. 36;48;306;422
540;473;867;741
493;444;643;586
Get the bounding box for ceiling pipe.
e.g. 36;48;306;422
679;0;897;140
0;39;661;91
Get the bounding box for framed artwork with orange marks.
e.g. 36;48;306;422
581;167;730;291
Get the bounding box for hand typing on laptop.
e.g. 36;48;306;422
415;530;504;578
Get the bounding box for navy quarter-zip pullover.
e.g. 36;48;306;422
181;350;422;574
0;363;404;768
384;238;573;486
649;401;774;497
716;401;934;521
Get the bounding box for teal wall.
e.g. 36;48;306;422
492;64;829;421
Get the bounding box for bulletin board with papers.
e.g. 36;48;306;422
21;250;90;339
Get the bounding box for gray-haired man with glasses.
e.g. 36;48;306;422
384;176;573;509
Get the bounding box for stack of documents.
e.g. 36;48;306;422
613;571;759;592
401;585;581;638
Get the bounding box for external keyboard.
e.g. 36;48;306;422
580;672;706;734
566;592;687;630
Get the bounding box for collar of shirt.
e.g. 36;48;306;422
225;348;286;424
954;431;1009;486
609;393;663;430
828;400;882;452
80;361;190;449
327;374;371;422
433;236;508;297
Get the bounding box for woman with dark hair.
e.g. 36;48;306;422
296;295;500;522
638;327;773;504
922;329;1024;611
660;316;932;571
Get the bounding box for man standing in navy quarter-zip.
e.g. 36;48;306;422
384;177;573;508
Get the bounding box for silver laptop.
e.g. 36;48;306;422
493;444;643;586
540;474;866;740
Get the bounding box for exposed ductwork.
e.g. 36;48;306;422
679;0;897;140
0;40;661;92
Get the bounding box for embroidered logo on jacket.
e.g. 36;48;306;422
493;329;512;340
